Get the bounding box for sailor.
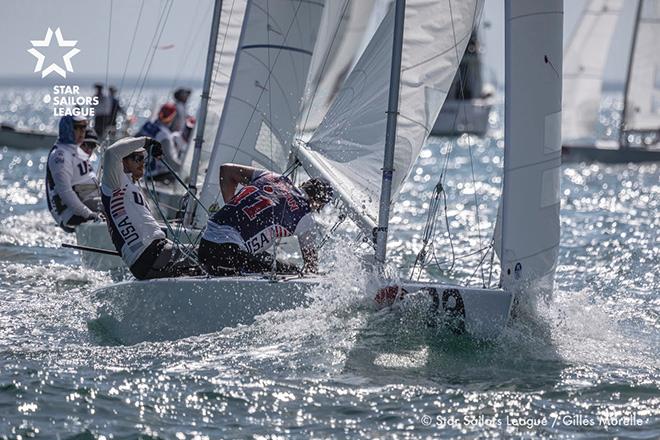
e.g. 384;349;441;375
101;136;200;280
107;85;125;135
170;87;191;133
74;128;103;213
198;164;333;276
136;102;183;179
93;83;110;138
45;116;105;232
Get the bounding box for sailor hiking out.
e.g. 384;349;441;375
101;137;199;280
45;116;104;232
198;164;333;276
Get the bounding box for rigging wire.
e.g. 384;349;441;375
170;1;213;91
118;0;146;95
448;0;487;287
409;2;498;285
105;0;113;92
126;0;175;114
265;0;280;280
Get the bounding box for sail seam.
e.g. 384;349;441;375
507;11;563;22
504;156;560;173
241;44;313;56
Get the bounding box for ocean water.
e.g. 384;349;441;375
0;88;658;438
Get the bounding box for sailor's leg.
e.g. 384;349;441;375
198;239;240;276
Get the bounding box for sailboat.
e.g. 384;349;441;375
0;123;57;150
429;30;493;137
562;0;660;163
91;0;563;346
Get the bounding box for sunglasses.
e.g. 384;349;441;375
127;154;146;163
73;125;87;130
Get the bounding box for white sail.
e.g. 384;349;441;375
562;0;623;143
624;0;660;132
500;0;563;295
195;0;324;226
296;0;377;141
192;0;249;187
298;0;482;234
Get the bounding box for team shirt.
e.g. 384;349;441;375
46;142;97;227
101;137;165;266
203;171;317;254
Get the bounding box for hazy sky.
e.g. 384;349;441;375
1;0;214;85
0;0;636;87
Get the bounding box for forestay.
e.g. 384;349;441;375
562;0;623;142
624;0;660;131
195;0;324;227
297;0;482;235
499;0;563;296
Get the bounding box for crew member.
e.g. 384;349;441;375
136;102;183;179
45;116;104;232
101;137;199;280
170;87;191;134
107;85;125;135
93;83;109;138
198;164;333;276
74;128;103;212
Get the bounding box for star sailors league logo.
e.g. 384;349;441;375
27;28;80;78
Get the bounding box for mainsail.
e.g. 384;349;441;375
562;0;624;142
193;0;324;227
623;0;660;132
296;0;482;236
189;0;249;188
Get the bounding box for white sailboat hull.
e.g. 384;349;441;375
0;126;57;150
90;276;514;345
75;221;124;271
562;140;660;163
430;99;491;136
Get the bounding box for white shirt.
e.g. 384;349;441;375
101;137;165;266
46;142;97;225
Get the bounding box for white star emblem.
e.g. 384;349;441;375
27;28;80;78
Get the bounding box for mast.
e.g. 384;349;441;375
183;0;224;227
374;0;406;267
619;0;644;148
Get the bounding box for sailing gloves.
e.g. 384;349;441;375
145;138;163;159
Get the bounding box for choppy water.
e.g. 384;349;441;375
0;88;658;438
